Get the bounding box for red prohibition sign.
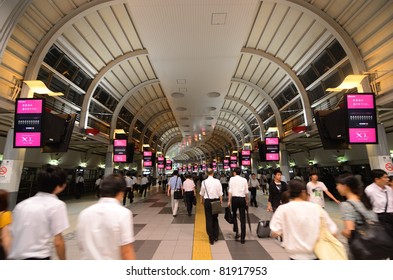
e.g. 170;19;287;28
385;162;393;172
0;166;7;175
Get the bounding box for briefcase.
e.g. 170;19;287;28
256;220;271;238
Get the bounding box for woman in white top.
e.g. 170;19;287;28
183;174;196;216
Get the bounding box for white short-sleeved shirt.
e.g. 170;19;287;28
228;175;248;197
141;177;149;185
200;176;223;199
124;176;133;189
306;181;328;207
365;182;393;213
77;197;135;260
9;192;69;259
183;179;195;192
270;201;338;260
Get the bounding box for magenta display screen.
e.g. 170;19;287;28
16;99;43;114
157;156;165;169
223;159;229;169
143;151;153;167
346;93;377;144
230;155;238;168
241;150;251;166
165;160;172;170
265;137;280;161
143;151;152;156
14;98;45;148
113;138;128;162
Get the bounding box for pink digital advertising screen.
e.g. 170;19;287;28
113;155;127;162
16;99;43;114
349;128;377;143
346;94;375;109
266;153;280;161
242;150;251;156
143;160;152;167
114;139;127;147
265;137;279;145
15;132;41;147
143;151;152;156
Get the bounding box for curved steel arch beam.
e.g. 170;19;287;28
129;97;168;139
217;118;245;146
111;79;160;139
138;109;174;143
220;109;254;143
209;131;233;151
163;136;183;155
213;124;240;148
270;0;367;75
80;49;149;128
21;0;129;97
240;48;313;126
229;79;283;137
159;127;182;144
149;120;178;146
205;138;225;156
212;127;237;150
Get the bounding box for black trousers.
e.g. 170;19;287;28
232;196;246;241
250;187;257;206
185;191;194;215
204;198;219;242
123;188;133;205
377;212;393;258
222;184;228;197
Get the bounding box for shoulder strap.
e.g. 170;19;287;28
203;181;210;199
346;200;368;223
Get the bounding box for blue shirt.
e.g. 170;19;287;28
168;176;182;190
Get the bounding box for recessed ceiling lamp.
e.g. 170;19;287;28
171;92;185;98
23;80;64;96
176;107;187;111
326;75;368;92
207;92;221;98
207;107;216;111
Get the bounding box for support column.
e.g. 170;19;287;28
104;144;114;176
0;128;26;209
366;123;393;174
251;152;259;174
279;144;290;183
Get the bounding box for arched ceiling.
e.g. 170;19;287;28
1;0;393;162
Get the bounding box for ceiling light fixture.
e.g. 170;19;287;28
326;75;368;92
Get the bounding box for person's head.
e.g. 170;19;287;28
100;174;126;198
206;168;214;176
371;169;389;187
37;166;67;194
173;170;179;176
309;172;318;181
336;174;362;197
273;169;282;182
98;175;103;179
126;171;131;177
185;174;191;179
77;172;82;177
233;167;241;176
388;176;393;188
251;173;256;178
0;189;9;211
288;179;307;200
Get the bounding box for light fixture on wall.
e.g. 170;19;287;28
23;80;64;96
326;75;368;92
49;159;59;166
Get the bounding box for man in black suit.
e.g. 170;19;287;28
267;169;288;212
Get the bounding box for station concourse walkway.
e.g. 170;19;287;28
53;183;345;260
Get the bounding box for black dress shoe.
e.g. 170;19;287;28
214;237;218;241
235;234;240;239
241;240;246;244
210;240;214;245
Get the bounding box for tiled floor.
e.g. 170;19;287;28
52;183;345;260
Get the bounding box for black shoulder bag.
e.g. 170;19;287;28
346;201;393;259
173;177;183;199
204;181;221;215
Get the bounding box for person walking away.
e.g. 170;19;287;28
141;174;149;197
260;173;268;195
200;168;223;245
122;171;134;205
0;189;12;259
336;174;379;259
167;170;183;217
248;173;259;207
183;174;196;216
75;172;84;199
8;166;69;260
306;172;340;207
220;174;228;198
364;169;393;258
134;174;141;196
228;167;248;244
77;174;136;259
267;169;288;212
270;179;338;260
95;175;103;198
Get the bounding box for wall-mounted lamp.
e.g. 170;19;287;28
49;159;59;166
98;163;105;169
23;80;64;96
326;75;368;92
80;162;87;168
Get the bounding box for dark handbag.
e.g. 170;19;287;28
204;181;221;215
347;201;393;259
173;177;183;199
256;220;271;238
224;207;234;224
193;195;197;205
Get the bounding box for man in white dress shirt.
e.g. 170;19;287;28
200;168;223;245
228;167;248;244
77;174;136;260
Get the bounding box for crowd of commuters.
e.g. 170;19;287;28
2;164;393;260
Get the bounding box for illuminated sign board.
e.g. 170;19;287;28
165;159;172;170
346;93;377;144
14;98;45;148
113;139;127;162
157;156;165;169
230;155;238;168
223;159;230;169
143;151;153;167
241;149;251;166
265;137;280;161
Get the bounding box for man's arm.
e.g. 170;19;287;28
54;233;66;260
121;243;136;260
324;189;340;204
